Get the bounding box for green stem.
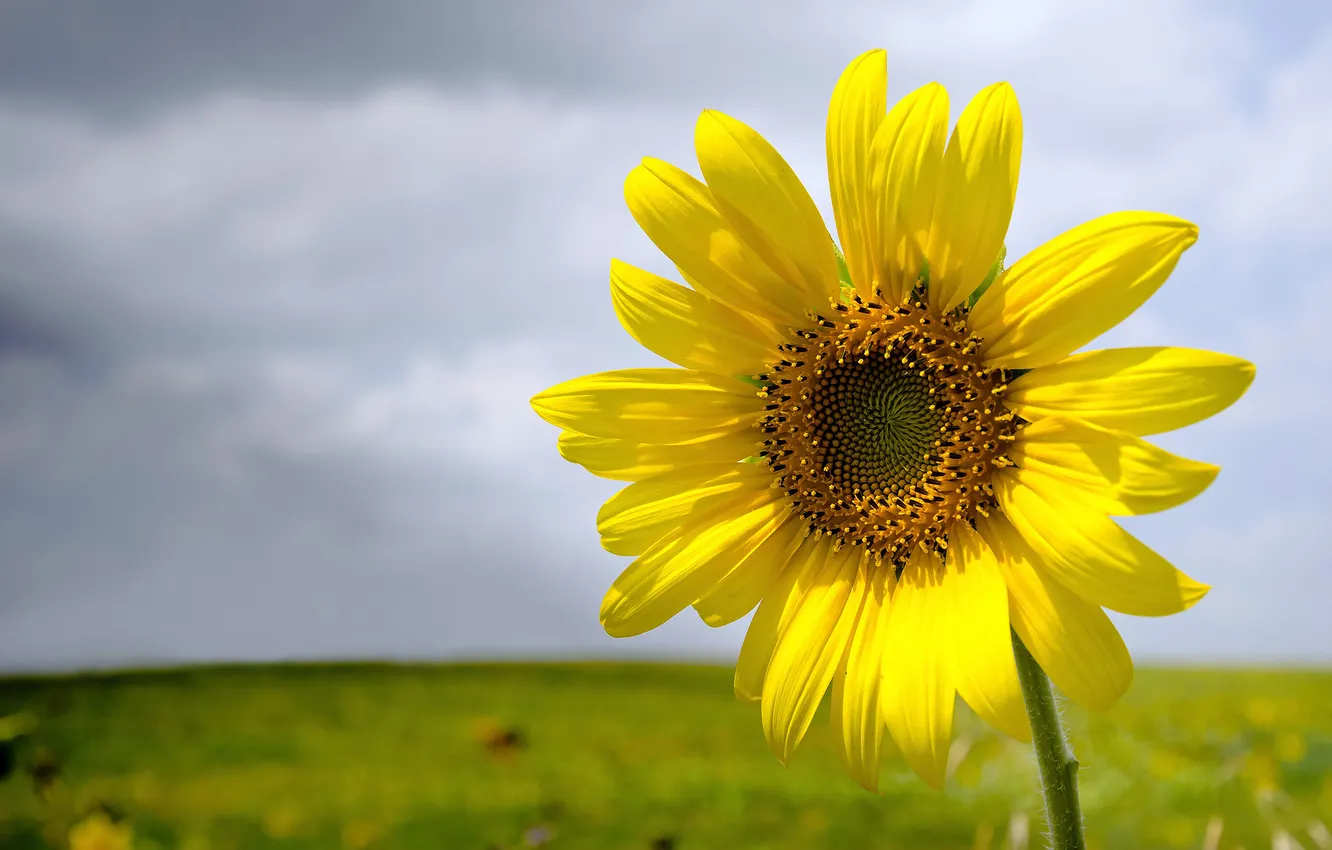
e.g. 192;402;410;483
1012;629;1086;850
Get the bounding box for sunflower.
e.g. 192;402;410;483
68;812;133;850
530;49;1254;790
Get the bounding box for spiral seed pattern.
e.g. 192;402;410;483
756;287;1019;571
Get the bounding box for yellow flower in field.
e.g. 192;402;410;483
69;811;133;850
531;49;1254;790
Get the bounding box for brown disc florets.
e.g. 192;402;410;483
756;287;1019;570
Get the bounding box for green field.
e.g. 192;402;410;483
1;663;1329;849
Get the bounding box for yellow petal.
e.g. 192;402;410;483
610;259;777;376
624;158;811;326
597;462;772;556
1011;417;1219;516
971;213;1198;369
734;533;817;701
762;539;865;764
695;110;841;312
994;469;1210;616
693;512;806;627
1007;347;1256;436
826;49;887;298
832;564;892;791
531;368;760;444
881;549;955;789
869;82;950;304
943;523;1030;742
925;82;1022;313
981;515;1133;711
601;487;790;638
557;429;755;482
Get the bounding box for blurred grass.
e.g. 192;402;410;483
0;662;1330;849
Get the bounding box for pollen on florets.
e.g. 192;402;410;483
756;285;1019;571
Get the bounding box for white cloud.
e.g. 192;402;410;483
0;86;673;349
1213;31;1332;244
207;339;560;475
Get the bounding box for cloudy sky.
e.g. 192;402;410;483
1;0;1328;671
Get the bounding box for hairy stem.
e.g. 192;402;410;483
1012;629;1086;850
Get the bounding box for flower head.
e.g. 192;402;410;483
531;49;1255;790
69;811;133;850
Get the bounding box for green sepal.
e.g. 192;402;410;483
966;245;1007;309
833;242;854;291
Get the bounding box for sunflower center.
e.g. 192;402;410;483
811;354;943;495
757;289;1018;569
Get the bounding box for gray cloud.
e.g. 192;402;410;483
1;1;995;112
0;80;734;670
0;345;632;669
0;0;841;117
10;0;1323;123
